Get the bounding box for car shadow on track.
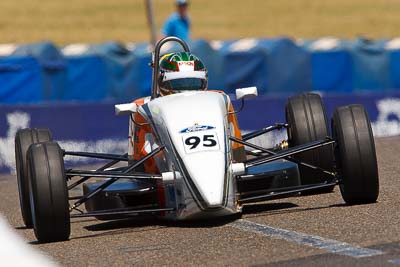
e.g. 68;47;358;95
81;202;302;229
63;214;242;241
75;219;232;242
84;217;162;232
242;202;299;215
83;215;239;232
80;198;297;232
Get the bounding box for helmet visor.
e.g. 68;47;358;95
162;78;207;91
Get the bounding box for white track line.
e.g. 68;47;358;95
231;219;384;258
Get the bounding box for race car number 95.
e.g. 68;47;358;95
182;131;220;154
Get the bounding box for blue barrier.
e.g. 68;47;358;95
221;38;311;94
303;39;353;92
86;42;139;100
65;56;109;101
312;51;353;92
12;42;67;101
130;42;153;97
388;48;400;90
0;57;43;103
345;39;393;91
1;92;399;173
1;38;400;104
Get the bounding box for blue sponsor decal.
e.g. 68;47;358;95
179;124;215;133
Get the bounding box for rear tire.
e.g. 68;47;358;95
332;105;379;204
15;128;52;228
28;142;70;243
285;93;334;193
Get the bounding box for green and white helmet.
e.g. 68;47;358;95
158;52;208;96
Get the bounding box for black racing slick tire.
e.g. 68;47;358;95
285;93;334;192
28;142;70;243
15;128;52;228
332;105;379;205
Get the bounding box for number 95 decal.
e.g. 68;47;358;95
182;132;220;153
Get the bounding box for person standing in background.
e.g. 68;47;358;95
161;0;191;43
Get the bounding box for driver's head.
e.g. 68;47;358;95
158;51;208;96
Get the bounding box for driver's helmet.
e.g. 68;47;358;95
158;52;208;96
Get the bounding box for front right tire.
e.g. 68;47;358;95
28;142;70;243
15;128;52;228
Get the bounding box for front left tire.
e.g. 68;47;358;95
285;93;334;193
332;105;379;204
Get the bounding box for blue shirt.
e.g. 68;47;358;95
161;13;191;43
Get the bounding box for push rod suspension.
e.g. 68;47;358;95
70;145;165;211
67;153;128;191
67;170;162;180
242;123;288;141
70;207;175;218
124;145;165;173
64;151;129;161
245;139;335;168
230;136;336;176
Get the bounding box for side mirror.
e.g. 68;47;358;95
115;103;138;115
235;86;258;100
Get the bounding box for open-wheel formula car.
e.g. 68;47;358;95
15;37;379;243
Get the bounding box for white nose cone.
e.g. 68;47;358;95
147;91;229;208
184;151;226;207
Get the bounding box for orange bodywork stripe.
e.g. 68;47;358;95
132;98;158;173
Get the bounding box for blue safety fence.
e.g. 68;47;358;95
221;38;311;95
86;42;139;100
1;38;400;103
346;39;392;91
64;55;109;101
302;39;353;92
12;42;67;101
0;91;399;173
0;57;43;103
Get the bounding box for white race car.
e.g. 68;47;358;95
15;37;379;243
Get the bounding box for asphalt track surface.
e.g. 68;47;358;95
1;137;400;266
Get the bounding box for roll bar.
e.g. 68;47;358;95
151;37;190;99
